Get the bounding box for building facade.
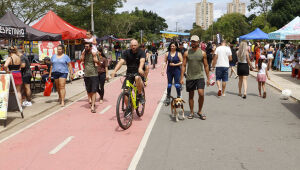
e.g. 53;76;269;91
195;0;214;30
227;0;246;15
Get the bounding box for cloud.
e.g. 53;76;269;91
117;0;251;31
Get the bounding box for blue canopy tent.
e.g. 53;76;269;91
239;28;269;40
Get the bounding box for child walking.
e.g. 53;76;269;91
257;54;270;98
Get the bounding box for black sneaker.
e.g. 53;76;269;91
138;94;145;104
164;96;170;106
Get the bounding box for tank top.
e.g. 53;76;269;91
186;49;204;80
8;56;21;71
84;52;98;77
167;52;180;72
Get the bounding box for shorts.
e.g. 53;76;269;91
84;76;99;93
122;74;145;89
216;67;229;82
12;71;22;85
257;74;266;82
186;78;205;92
52;72;68;79
237;63;249;76
22;75;32;84
267;54;274;60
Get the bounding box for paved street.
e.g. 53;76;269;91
137;73;300;170
0;53;299;170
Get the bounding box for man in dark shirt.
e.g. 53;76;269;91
111;39;146;104
114;42;121;61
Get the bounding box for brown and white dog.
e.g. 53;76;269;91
170;96;185;122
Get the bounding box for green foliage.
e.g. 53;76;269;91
268;0;300;29
204;13;250;42
247;0;273;14
251;14;277;33
1;0;58;24
190;25;204;40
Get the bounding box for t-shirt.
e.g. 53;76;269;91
215;46;232;67
84;52;98;77
97;57;108;74
21;55;32;76
258;63;267;74
51;54;71;74
122;48;146;74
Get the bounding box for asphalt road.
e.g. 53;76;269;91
137;74;300;170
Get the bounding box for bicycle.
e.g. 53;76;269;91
116;74;145;130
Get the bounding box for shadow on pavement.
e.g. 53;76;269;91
281;102;300;119
205;91;218;97
227;91;239;96
0;116;19;127
273;73;300;85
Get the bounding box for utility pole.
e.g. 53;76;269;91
91;0;94;32
176;22;178;32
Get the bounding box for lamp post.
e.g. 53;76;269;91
91;0;94;32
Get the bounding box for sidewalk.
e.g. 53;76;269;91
249;70;300;102
0;65;127;132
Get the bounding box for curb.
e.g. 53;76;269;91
248;72;300;103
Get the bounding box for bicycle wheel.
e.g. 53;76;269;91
136;88;145;117
116;91;133;130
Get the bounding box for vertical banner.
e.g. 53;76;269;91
0;74;11;119
38;41;61;61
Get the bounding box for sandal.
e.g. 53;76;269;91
188;113;194;119
91;105;96;113
197;113;207;120
263;92;266;99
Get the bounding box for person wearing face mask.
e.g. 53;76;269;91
161;42;183;105
49;45;73;107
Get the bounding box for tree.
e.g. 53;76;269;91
251;14;277;33
204;13;250;42
247;0;273;14
190;24;204;41
1;0;58;24
268;0;300;29
55;0;125;36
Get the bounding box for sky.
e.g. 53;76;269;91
116;0;252;31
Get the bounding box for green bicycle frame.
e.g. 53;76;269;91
125;80;138;109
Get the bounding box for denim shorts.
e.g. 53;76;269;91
52;72;68;79
216;67;229;82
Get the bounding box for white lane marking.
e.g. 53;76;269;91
99;105;112;114
49;136;74;155
0;76;122;144
128;90;167;170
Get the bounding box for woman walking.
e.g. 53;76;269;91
254;42;261;69
96;48;109;104
237;41;254;99
229;42;238;78
49;45;73;107
267;44;275;70
4;46;24;106
161;42;183;105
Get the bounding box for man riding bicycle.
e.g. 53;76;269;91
111;39;146;104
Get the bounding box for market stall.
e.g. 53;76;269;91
239;28;269;40
268;16;300;72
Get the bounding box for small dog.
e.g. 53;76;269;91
170;96;185;122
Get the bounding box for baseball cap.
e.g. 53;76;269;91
191;35;200;41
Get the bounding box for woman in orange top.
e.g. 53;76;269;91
255;42;261;68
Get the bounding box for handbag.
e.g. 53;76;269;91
43;78;53;96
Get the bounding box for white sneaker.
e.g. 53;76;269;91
26;101;32;106
22;101;27;107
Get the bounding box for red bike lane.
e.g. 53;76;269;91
0;56;166;170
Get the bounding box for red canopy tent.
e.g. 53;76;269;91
32;10;87;40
